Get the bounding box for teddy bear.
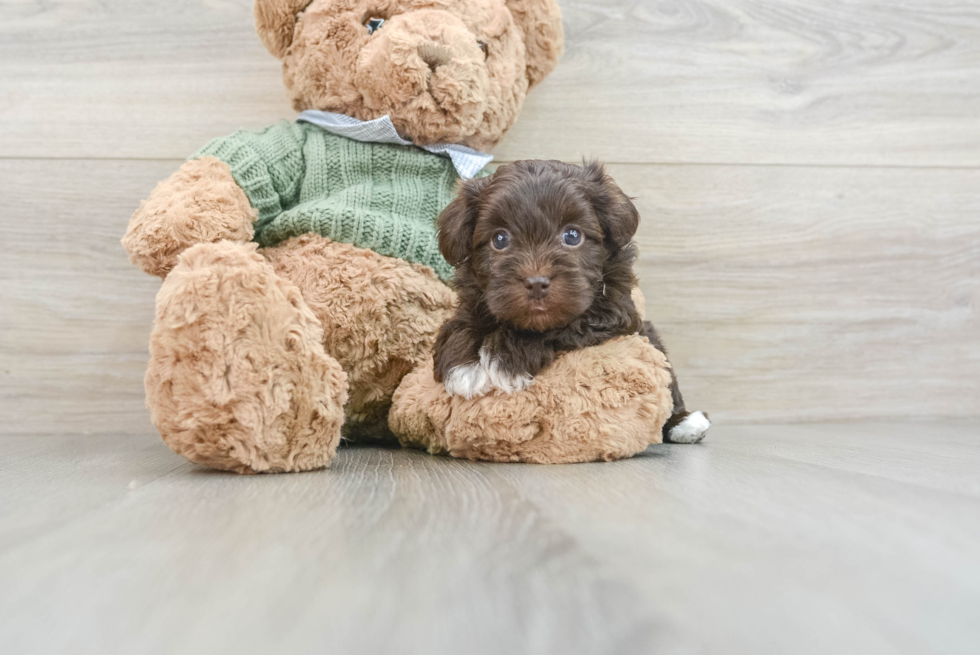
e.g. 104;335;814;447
122;0;565;473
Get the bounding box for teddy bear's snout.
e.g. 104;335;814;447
418;43;452;72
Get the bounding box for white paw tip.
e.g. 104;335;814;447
444;362;490;399
668;410;710;444
479;347;534;394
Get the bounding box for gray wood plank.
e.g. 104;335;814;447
488;422;980;655
0;159;166;436
717;421;980;497
1;423;978;654
0;437;684;655
1;0;979;165
618;163;980;422
0;434;189;551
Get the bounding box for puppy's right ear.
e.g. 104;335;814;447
438;176;491;267
255;0;313;59
582;160;640;250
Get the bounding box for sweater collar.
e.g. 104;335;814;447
296;110;492;179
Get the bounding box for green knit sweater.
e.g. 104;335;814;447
193;121;481;281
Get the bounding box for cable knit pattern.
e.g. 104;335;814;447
193;121;481;281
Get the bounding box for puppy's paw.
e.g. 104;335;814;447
480;347;533;394
666;410;711;444
444;362;491;399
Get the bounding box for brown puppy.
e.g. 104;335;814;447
433;159;709;443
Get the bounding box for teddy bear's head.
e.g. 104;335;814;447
255;0;563;152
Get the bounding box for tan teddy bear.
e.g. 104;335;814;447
123;0;680;474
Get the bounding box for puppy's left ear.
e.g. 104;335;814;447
438;176;492;267
582;160;639;249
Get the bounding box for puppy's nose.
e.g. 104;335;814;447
418;43;452;72
524;276;551;300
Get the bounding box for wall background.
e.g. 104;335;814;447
1;0;978;434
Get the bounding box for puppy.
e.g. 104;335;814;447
432;160;710;444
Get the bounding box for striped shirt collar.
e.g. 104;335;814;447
296;110;493;179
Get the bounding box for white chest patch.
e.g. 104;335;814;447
443;348;535;398
443;362;491;399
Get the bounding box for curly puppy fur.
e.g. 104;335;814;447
146;241;348;474
255;0;563;151
390;335;673;463
122;157;257;278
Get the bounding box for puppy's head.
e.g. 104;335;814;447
438;160;639;332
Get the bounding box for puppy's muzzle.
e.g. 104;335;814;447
524;276;551;300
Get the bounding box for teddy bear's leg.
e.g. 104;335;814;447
122;157;256;278
146;240;348;473
262;235;457;442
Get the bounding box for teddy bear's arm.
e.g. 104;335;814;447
122;157;256;278
122;122;309;278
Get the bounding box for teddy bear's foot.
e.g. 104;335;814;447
145;241;348;474
664;411;711;444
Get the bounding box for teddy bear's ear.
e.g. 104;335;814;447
507;0;565;88
254;0;313;59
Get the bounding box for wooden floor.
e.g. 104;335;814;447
2;422;979;654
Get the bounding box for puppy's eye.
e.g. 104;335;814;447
477;41;489;59
561;227;583;247
364;17;385;34
491;230;510;250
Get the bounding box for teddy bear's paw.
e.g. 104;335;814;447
122;157;256;278
443;361;491;399
480;347;534;395
665;411;711;444
146;241;348;474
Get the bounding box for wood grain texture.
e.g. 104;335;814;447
2;159;978;434
0;159;164;435
1;0;979;164
618;163;980;421
2;422;979;654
